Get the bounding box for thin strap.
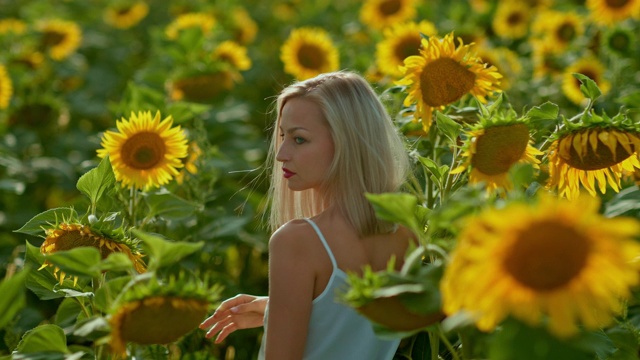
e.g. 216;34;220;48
303;218;338;269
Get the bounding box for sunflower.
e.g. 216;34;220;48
280;27;339;80
530;40;565;79
165;12;216;40
36;19;82;61
531;10;584;53
104;1;149;29
474;46;522;90
561;57;611;106
229;7;257;45
451;107;542;193
97;111;189;190
491;1;532;39
40;222;146;285
586;0;640;26
13;51;45;70
0;18;27;35
0;65;13;110
546;114;640;200
175;141;202;184
168;71;236;102
213;40;252;71
360;0;418;31
397;32;502;133
602;26;636;57
375;20;438;78
441;194;640;338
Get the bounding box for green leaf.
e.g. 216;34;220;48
93;276;132;312
54;298;83;328
573;73;602;101
144;191;200;220
44;247;102;278
365;193;421;235
132;229;203;271
16;324;68;354
24;242;65;300
76;156;116;208
525;102;559;123
604;186;640;218
98;252;137;273
616;90;640;108
14;208;77;237
0;269;28;329
435;111;462;143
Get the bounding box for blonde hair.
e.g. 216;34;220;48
266;71;410;236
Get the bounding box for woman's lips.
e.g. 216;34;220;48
283;168;296;179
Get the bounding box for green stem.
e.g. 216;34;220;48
459;330;472;360
438;326;461;360
129;187;137;226
429;331;439;360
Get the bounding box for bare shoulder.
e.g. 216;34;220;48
269;219;316;254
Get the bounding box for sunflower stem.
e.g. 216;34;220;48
437;326;461;360
428;331;439;360
129;187;137;226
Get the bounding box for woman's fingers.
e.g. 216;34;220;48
215;322;239;344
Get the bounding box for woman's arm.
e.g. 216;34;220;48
264;223;316;360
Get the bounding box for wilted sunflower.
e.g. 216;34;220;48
168;71;236;102
175;141;202;184
40;222;146;285
104;1;149;29
165;12;216;40
360;0;418;31
109;274;221;356
451;106;542;193
280;27;339;80
492;1;532;39
36;19;82;61
546;113;640;200
213;41;252;71
602;26;636;57
441;194;640;338
586;0;640;25
0;18;27;35
397;32;502;133
561;58;611;106
0;64;13;109
531;10;584;53
375;20;438;78
97;111;189;190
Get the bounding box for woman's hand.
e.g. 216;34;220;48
199;294;268;343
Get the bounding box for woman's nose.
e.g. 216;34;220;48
276;143;288;162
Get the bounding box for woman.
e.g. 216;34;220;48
200;70;415;359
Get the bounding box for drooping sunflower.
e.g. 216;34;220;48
175;141;202;185
602;26;637;57
397;32;502;133
165;12;216;40
168;71;236;102
213;40;252;71
97;111;189;190
0;64;13;110
451;105;542;193
531;10;584;53
0;18;27;35
36;19;82;61
360;0;417;31
40;222;146;285
375;20;438;78
441;194;640;338
586;0;640;26
280;27;339;80
561;57;611;106
109;274;221;356
546;112;640;200
491;1;532;39
104;1;149;29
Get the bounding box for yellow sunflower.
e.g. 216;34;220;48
280;27;339;80
14;51;45;70
168;71;236;102
0;64;13;110
546;119;640;200
397;32;502;133
36;19;82;61
40;223;146;285
213;40;252;71
165;12;216;40
97;111;189;190
561;57;611;106
586;0;640;26
530;40;565;79
229;7;257;45
104;1;149;29
441;194;640;338
451;105;542;193
492;1;532;39
531;10;584;53
474;46;522;90
175;141;202;184
375;20;438;78
360;0;418;31
0;18;27;35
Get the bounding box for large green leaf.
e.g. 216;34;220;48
14;208;78;237
365;193;421;235
526;102;559;123
435;111;462;143
44;247;102;278
15;324;68;354
0;269;29;329
24;242;65;300
574;73;602;101
132;229;203;271
76;156;116;208
144;191;200;219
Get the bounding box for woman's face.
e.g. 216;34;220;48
276;97;335;193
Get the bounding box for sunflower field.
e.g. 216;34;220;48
1;0;640;359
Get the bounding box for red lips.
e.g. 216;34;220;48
282;168;296;179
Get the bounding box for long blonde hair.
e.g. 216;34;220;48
266;71;410;236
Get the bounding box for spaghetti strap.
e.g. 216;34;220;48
303;218;338;269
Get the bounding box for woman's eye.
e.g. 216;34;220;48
294;137;305;144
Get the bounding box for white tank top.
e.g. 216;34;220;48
258;218;400;359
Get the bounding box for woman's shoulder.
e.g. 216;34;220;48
269;219;317;251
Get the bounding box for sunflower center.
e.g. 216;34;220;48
609;33;630;52
122;132;166;170
420;58;476;107
560;131;633;170
471;123;530;175
52;229;117;259
117;6;133;15
42;30;65;47
297;44;325;70
379;0;401;15
605;0;630;8
507;11;524;26
556;23;576;43
395;36;422;63
504;220;590;291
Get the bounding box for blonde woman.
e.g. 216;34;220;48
200;71;415;359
